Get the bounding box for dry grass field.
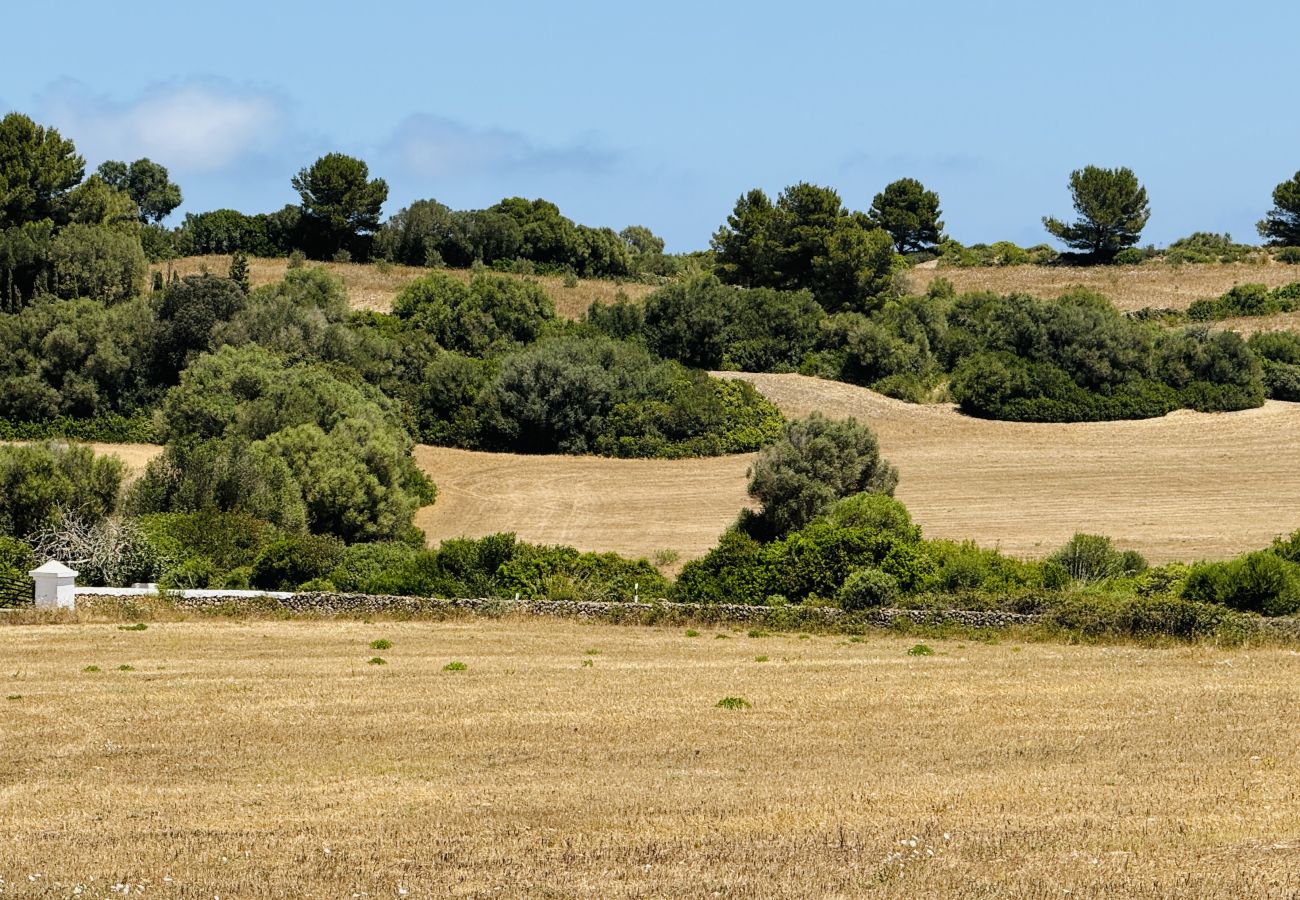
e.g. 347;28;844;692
158;255;657;319
907;260;1300;312
724;373;1300;563
82;370;1300;568
412;446;754;569
0;618;1297;897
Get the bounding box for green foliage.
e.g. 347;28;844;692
712;182;898;312
177;206;301;257
1186;282;1300;321
474;333;782;457
0;536;34;607
96;158;182;224
1165;232;1255;264
837;567;900;610
140;346;432;542
392;270;557;355
152;274;248;375
443;661;467;672
744;414;898;539
47;223;147;303
1258;171;1300;247
1048;533;1147;583
937;239;1058;268
1275;246;1300;264
868;178;945;254
0;113;84;228
292;153;388;260
250;533;346;590
1043;166;1150;262
630;273;824;371
907;643;934;656
0;295;160;420
136;511;281;588
228;250;250;293
1182;552;1300;616
0;442;123;538
212;267;350;361
715;696;750;709
945;291;1262;421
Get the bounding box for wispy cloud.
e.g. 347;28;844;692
36;79;289;172
382;114;619;179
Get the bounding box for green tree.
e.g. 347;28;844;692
712;182;897;311
0;113;85;227
1043;166;1150;262
97;158;183;224
47;223;148;303
743;413;898;539
868;177;945;254
291;153;388;259
0;442;123;538
228;250;250;293
1258;171;1300;247
153;275;248;376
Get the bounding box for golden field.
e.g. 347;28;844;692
81;369;1300;568
907;259;1299;312
156;255;658;319
0;618;1296;897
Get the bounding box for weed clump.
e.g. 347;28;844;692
907;644;935;656
716;696;751;710
369;639;392;650
443;661;467;672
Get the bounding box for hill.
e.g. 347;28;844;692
722;373;1300;563
80;372;1300;567
907;260;1298;312
157;255;658;319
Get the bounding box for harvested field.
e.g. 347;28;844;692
0;618;1297;897
158;255;656;318
908;260;1300;312
83;370;1300;567
724;373;1300;563
412;445;753;568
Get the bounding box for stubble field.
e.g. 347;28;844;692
0;618;1296;897
907;259;1298;312
159;255;656;319
83;371;1300;567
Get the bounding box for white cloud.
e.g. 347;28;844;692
37;79;286;172
383;114;617;179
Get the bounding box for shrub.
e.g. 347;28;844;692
1048;533;1147;583
47;223;148;304
836;567;900;610
251;534;346;590
392;271;557;356
1275;246;1300;264
0;442;124;539
1182;551;1300;616
743;413;898;539
1112;247;1147;266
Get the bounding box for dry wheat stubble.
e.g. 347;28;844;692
0;619;1297;897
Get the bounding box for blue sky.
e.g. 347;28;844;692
3;0;1297;251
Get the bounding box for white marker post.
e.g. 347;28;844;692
30;560;79;610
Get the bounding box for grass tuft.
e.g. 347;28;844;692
716;696;751;710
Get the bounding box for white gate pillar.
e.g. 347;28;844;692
29;561;79;609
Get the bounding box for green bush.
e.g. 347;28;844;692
743;414;898;539
1182;552;1300;616
0;442;124;538
1048;533;1147;583
1275;246;1300;264
836;567;900;610
251;534;347;590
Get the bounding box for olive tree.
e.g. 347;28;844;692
744;413;898;539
